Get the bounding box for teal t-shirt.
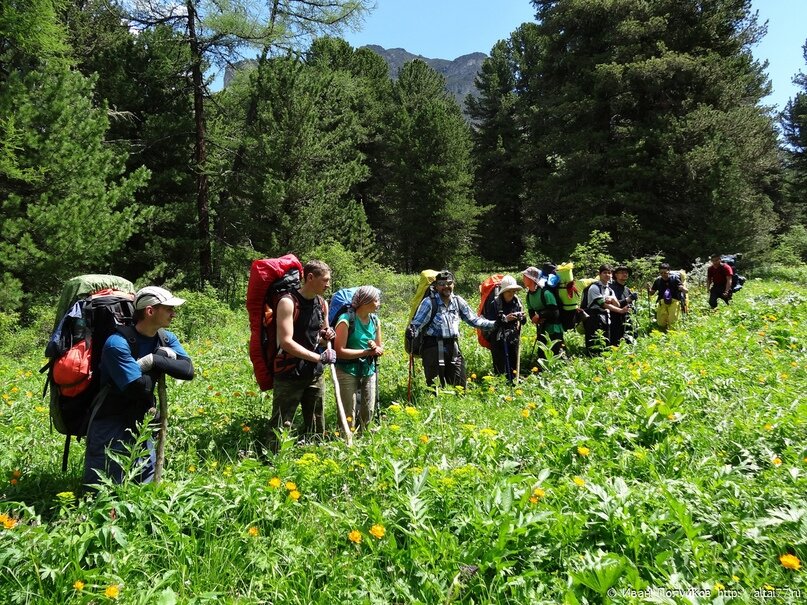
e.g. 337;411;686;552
335;312;379;377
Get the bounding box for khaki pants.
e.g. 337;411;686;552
335;367;376;434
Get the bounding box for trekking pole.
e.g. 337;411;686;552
514;327;521;386
327;341;353;446
407;351;414;404
154;375;168;483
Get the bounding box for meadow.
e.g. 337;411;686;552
1;270;805;604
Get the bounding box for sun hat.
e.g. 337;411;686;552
499;275;523;294
521;266;541;283
135;286;186;310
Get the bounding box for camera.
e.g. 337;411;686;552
629;292;639;302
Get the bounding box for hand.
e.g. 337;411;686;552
137;354;154;372
531;315;540;325
156;346;177;359
320;348;336;364
319;327;336;341
505;313;520;322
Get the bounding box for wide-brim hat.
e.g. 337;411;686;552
499;275;523;294
521;266;541;283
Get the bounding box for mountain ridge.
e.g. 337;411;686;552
362;45;486;109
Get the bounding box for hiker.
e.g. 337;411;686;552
408;270;501;388
647;263;687;330
333;286;383;434
706;253;734;309
583;265;629;355
83;286;194;486
268;260;335;451
523;264;564;359
481;275;526;380
609;265;638;344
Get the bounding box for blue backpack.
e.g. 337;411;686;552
329;288;379;337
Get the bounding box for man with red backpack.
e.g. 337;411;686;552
268;260;336;451
706;253;734;309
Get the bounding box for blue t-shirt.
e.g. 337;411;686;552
101;330;187;391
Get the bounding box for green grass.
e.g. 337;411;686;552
1;277;806;603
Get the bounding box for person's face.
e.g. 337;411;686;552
614;270;628;284
150;304;176;327
711;257;721;267
599;270;612;283
502;290;515;303
308;271;331;295
523;276;537;292
358;298;381;313
660;269;670;279
435;280;454;297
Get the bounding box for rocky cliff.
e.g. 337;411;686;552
362;45;486;109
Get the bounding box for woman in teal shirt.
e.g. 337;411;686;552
334;286;384;434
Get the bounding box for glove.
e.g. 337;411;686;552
320;348;337;364
156;346;177;360
319;327;336;341
137;354;154;372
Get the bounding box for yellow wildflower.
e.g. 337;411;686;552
290;490;301;501
521;409;530;418
3;517;18;529
531;367;539;373
764;423;773;431
348;529;362;544
577;446;590;457
527;402;536;409
388;403;401;413
470;373;477;380
480;428;497;438
573;476;585;487
772;457;782;467
714;582;725;591
285;481;297;491
389;424;400;431
515;389;523;396
529;496;539;504
188;465;196;473
764;584;775;590
780;554;801;570
592;376;601;383
241;425;251;432
369;524;386;539
73;580;85;591
104;584;120;599
404;406;419;417
419;434;430;444
248;526;259;537
732;575;740;582
532;487;545;499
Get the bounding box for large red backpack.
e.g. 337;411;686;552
247;255;304;391
476;274;504;349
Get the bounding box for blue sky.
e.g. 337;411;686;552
344;0;806;113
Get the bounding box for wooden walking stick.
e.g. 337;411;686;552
154;375;168;483
514;325;522;385
327;341;353;446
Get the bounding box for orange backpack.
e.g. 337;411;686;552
476;274;504;349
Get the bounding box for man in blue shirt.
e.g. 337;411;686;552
83;286;194;486
409;270;510;388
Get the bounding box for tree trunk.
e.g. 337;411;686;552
187;0;212;285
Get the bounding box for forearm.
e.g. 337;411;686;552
151;355;194;381
279;338;320;363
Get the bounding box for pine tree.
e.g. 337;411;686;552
519;0;780;263
381;60;482;271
